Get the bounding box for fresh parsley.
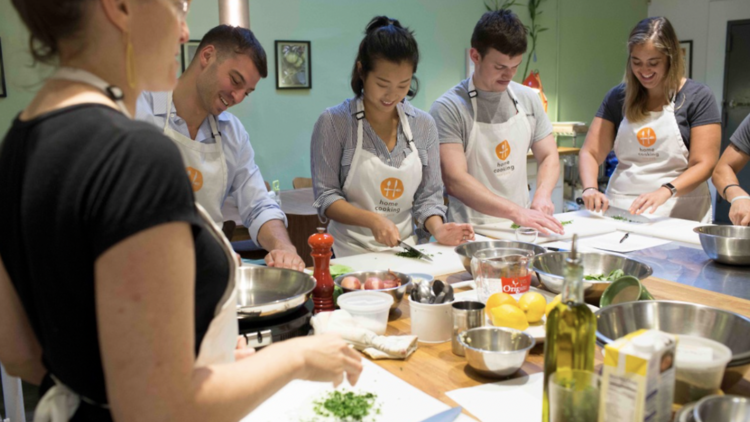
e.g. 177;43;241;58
312;391;380;421
583;269;626;281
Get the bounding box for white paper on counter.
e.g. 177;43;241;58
242;358;476;422
446;372;543;422
579;230;672;253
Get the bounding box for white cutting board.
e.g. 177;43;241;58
473;211;619;244
329;236;493;276
611;216;707;245
241;358;476;422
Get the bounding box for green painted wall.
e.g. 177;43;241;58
0;0;647;189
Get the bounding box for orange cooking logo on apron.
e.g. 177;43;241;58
495;140;511;161
380;178;404;200
637;127;657;147
186;167;203;192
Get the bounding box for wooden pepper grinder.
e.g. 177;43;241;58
309;227;335;314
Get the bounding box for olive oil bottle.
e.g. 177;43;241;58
542;235;596;421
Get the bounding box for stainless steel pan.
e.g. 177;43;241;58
236;266;316;320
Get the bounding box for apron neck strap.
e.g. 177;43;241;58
467;73;521;121
50;67;132;118
164;91;222;144
355;97;415;147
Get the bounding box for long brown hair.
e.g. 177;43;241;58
624;17;684;123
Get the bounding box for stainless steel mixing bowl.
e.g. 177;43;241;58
596;300;750;388
455;240;547;275
693;395;750;422
458;326;535;378
334;270;411;310
694;225;750;266
532;251;653;300
236;266;316;320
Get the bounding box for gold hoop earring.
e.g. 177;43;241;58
125;32;136;89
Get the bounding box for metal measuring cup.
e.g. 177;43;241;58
452;301;485;356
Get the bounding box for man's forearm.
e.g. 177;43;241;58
445;171;521;220
256;220;296;252
534;154;559;199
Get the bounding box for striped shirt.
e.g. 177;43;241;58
311;98;446;232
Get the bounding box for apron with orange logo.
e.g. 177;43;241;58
447;77;531;226
162;91;228;226
607;99;712;222
327;99;422;257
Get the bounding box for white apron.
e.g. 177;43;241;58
447;77;532;226
606;98;712;223
35;69;238;422
327;99;423;257
163;91;228;226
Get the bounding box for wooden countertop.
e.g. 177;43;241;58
372;273;750;420
526;146;580;158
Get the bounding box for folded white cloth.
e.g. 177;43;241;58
311;310;418;359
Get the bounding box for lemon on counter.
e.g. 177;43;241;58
490;304;529;331
545;294;562;318
485;292;518;317
518;292;547;323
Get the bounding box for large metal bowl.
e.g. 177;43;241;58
334;270;411;311
458;326;535;378
694;225;750;266
532;251;653;300
455;240;547;275
693;395;750;422
236;266;316;320
596;300;750;388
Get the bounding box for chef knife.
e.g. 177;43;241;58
417;406;463;422
575;198;652;224
398;240;434;262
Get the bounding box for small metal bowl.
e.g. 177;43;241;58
694;225;750;266
596;300;750;388
334;270;411;310
458;326;535;378
693;395;750;422
532;251;652;300
455;240;547;276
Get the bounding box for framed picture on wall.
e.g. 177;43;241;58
679;40;693;79
275;40;311;89
181;39;201;73
0;37;7;98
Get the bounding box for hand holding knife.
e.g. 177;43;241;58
398;240;434;262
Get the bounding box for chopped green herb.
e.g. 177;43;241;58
561;220;573;226
395;248;433;259
511;223;521;229
610;215;641;223
312;391;379;421
584;269;626;281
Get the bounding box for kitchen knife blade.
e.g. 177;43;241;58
575;198;652;224
418;406;463;422
602;206;652;224
398;240;434;262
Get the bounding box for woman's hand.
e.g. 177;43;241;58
582;189;609;213
629;187;672;215
729;198;750;226
434;223;475;246
368;215;401;247
293;333;363;387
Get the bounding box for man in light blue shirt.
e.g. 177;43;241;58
136;25;303;270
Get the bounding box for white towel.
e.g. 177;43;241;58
311;310;418;359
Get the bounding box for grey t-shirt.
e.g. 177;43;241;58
596;79;721;149
730;113;750;156
429;79;553;150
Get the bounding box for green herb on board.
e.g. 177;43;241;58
511;223;521;229
395;248;433;259
312;391;380;421
610;215;641;223
561;220;573;226
583;269;626;281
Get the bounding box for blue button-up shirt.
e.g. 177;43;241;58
136;91;287;242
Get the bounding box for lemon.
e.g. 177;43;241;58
545;294;562;318
490;304;529;331
485;292;518;317
518;292;547;323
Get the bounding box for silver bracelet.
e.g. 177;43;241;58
730;195;750;204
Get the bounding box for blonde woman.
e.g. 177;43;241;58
579;17;721;222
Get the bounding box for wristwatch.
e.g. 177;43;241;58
661;183;677;197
